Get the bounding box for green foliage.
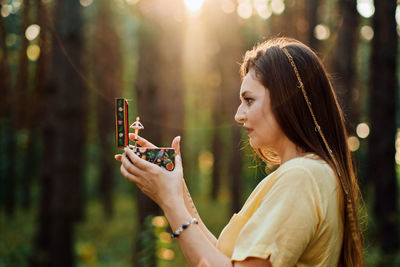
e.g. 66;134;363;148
75;195;137;266
0;209;35;267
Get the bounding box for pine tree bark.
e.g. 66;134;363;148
33;0;85;265
367;0;399;262
333;0;359;133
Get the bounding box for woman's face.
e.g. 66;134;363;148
235;69;285;150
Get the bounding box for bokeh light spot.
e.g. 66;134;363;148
152;216;168;228
80;0;93;7
314;24;330;40
11;0;22;13
356;123;370;139
360;25;373;41
27;44;40;61
157;248;175;260
159;232;172;243
237;1;252;19
25;24;41;41
254;0;271;19
357;0;374;18
198;151;214;173
76;242;97;265
348;136;360;152
1;4;12;17
271;0;285;15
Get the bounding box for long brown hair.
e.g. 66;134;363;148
240;37;364;266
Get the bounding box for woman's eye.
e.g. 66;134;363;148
245;98;254;105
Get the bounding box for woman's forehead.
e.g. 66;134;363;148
240;70;266;95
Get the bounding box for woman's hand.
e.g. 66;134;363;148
114;134;157;162
116;135;184;211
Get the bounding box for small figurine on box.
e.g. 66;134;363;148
115;98;175;171
130;116;144;147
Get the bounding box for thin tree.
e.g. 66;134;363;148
15;0;29;126
307;0;320;50
17;0;35;210
0;10;14;215
94;0;122;218
367;0;399;263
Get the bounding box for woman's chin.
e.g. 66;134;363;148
249;139;260;149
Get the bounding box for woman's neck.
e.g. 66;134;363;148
275;137;305;165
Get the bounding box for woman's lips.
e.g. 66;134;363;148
243;127;253;135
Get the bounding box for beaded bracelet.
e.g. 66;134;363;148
171;218;198;238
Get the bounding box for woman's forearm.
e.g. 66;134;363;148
182;179;218;246
162;200;231;267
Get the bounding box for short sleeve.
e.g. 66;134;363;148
231;167;323;267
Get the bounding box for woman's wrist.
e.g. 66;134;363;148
160;194;186;215
162;200;195;235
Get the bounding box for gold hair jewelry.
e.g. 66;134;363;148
281;47;348;195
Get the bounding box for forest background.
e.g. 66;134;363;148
0;0;399;266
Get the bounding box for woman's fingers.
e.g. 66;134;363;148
174;154;183;171
171;136;183;172
171;136;181;155
124;147;156;172
129;134;157;148
115;154;122;162
120;164;141;184
121;153;145;176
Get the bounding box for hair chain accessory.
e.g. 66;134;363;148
281;47;347;195
171;218;199;239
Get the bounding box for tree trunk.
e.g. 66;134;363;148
33;0;85;265
0;9;16;217
211;8;244;214
31;2;52;259
211;98;223;200
134;1;184;265
23;0;51;212
307;0;320;50
94;0;122;218
15;0;29;126
333;0;359;133
367;0;399;263
17;0;33;210
0;15;11;117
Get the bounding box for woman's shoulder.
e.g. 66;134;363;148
273;153;338;192
278;153;333;175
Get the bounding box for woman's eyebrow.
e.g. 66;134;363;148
241;90;251;98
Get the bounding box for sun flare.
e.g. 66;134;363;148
184;0;204;12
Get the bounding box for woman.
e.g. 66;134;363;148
115;37;364;266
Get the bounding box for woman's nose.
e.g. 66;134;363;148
234;104;245;123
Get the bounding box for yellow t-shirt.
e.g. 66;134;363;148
216;154;343;267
